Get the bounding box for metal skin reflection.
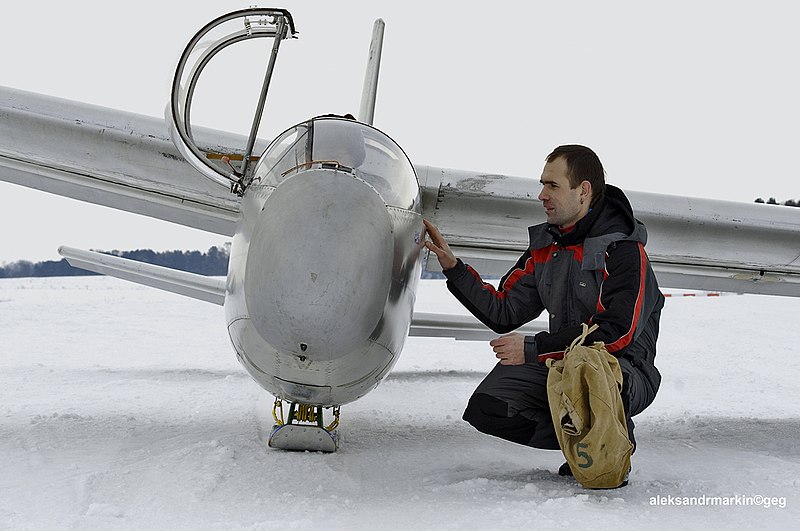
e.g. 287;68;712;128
224;117;425;408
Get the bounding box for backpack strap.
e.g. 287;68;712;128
565;323;600;354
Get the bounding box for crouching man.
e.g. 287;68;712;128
424;145;664;485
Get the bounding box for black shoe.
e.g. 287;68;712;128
557;462;630;488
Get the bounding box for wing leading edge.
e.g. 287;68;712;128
410;311;547;341
59;246;225;305
0;86;244;236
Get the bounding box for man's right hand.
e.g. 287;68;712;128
423;219;458;271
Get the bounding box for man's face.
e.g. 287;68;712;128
538;157;590;228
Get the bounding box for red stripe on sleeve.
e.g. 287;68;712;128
467;253;536;301
466;264;508;300
605;243;647;353
500;256;535;293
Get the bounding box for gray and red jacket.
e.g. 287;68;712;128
443;185;664;393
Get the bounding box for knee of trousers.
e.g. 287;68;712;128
462;393;512;433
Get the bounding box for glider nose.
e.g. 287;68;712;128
244;169;393;361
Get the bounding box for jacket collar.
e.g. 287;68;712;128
529;184;645;249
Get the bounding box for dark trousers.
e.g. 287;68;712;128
462;358;657;451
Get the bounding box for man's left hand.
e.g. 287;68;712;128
490;333;525;365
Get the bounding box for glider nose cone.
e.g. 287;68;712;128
245;170;393;361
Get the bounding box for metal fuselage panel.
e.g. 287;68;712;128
225;166;423;406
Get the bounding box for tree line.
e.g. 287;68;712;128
755;197;800;207
0;246;230;279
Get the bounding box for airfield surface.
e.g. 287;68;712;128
1;277;798;529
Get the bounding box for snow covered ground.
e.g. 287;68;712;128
1;277;798;529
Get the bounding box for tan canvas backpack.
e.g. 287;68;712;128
546;323;633;489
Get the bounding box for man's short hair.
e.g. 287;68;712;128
546;145;606;206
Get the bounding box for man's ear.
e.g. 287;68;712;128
581;180;592;204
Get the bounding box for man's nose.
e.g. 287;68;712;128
537;188;547;201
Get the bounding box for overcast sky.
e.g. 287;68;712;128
2;1;798;263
